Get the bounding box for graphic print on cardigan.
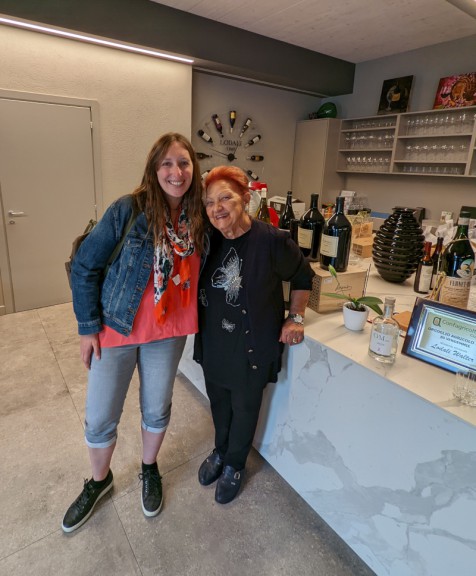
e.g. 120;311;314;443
210;248;242;307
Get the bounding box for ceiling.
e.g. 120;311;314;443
151;0;476;63
1;0;475;95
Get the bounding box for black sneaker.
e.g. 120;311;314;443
215;465;243;504
139;467;163;517
62;470;113;533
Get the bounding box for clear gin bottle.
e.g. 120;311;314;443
368;297;400;364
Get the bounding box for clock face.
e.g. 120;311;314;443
194;110;265;182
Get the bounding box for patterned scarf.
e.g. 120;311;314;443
153;207;195;324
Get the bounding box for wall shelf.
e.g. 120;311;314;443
337;106;476;177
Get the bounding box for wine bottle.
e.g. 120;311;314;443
439;210;475;309
212;114;223;137
413;241;433;294
297;194;325;260
196;152;212;160
239;117;252;137
246;169;259;181
229;110;236;132
430;236;444;290
255;187;270;224
368;297;400;364
198;129;213;143
244;134;261;148
247;155;264;161
319;196;352;272
279;191;295;231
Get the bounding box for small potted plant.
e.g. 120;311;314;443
323;265;383;331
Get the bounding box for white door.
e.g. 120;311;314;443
0;98;97;312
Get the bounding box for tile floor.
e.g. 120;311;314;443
0;303;375;576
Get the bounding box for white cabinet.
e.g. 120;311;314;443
337;106;476;177
291;118;344;208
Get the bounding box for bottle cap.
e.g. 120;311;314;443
384;296;396;305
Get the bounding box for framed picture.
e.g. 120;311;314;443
377;75;413;115
402;298;476;373
433;73;476;109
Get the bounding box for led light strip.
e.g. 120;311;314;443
0;16;194;64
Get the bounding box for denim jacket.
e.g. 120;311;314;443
71;195;154;336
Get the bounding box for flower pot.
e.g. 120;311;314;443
342;302;369;331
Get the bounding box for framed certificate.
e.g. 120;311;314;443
402;298;476;373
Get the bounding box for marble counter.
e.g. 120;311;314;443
178;261;476;576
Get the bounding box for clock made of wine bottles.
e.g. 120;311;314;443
194;110;265;181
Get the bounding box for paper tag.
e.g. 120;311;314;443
172;274;181;286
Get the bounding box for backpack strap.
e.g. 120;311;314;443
105;209;137;275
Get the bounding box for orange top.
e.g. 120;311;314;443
99;251;200;347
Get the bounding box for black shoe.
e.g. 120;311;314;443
198;449;224;486
215;465;243;504
62;470;113;533
139;467;163;517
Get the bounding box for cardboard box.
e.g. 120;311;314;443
352;236;374;258
307;263;369;313
351;220;373;239
268;196;306;219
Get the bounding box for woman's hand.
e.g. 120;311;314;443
279;318;305;346
280;290;310;346
79;334;101;370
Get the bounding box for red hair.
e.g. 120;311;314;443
204;166;249;196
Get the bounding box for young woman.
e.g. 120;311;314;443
62;133;205;532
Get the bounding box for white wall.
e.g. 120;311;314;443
0;26;192;208
323;35;476;220
192;72;322;199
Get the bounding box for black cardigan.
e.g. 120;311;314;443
194;219;315;374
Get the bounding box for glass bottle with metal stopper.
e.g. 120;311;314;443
368;297;400;364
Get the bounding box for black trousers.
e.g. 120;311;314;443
204;376;266;471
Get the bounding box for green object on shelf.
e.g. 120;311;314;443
316;102;337;118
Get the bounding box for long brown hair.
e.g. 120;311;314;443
132;133;205;253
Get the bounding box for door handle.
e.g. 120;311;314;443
8;210;26;217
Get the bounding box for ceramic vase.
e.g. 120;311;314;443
372;207;425;283
342;303;369;331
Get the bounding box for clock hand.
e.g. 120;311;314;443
210;148;228;158
211;147;237;162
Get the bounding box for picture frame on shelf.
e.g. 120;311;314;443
433;73;476;109
377;75;413;115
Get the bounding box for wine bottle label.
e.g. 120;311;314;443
369;331;394;356
439;276;471;308
418;266;433;293
320;234;339;257
297;227;312;249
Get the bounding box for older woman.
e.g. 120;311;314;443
194;166;314;504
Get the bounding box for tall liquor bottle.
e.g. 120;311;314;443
368;297;400;364
413;241;433;294
255;187;271;224
319;196;352;272
278;191;295;230
439;210;475;309
297;194;325;261
430;236;444;290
